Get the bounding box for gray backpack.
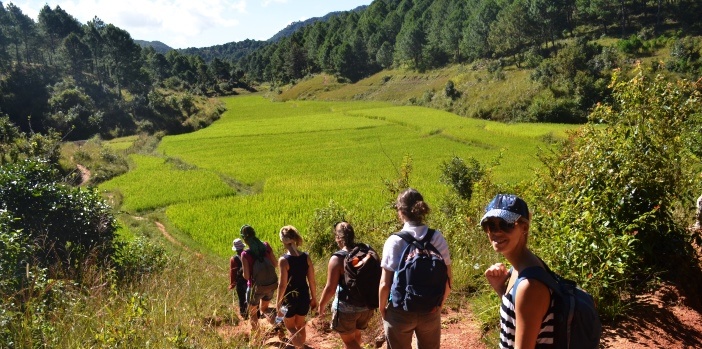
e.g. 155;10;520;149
251;253;277;287
511;262;601;349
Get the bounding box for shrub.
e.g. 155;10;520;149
439;156;484;201
112;237;168;283
306;200;348;258
532;66;702;319
0;159;117;277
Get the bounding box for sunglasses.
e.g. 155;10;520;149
482;219;516;233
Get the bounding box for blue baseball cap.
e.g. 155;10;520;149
480;194;530;224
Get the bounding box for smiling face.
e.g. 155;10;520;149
482;218;525;254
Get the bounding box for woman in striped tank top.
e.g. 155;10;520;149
481;194;556;349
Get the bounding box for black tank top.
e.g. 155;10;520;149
283;253;309;301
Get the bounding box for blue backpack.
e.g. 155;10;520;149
390;229;448;312
511;262;602;349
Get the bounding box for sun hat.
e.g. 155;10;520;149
480;194;530;224
232;238;245;251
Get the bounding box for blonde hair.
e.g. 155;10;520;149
279;225;303;247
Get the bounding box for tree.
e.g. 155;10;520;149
38;5;82;66
84;17;106;83
0;2;10;69
441;1;468;63
101;24;143;97
489;0;536;67
395;20;426;70
46;78;102;139
461;0;500;61
376;41;394;69
60;32;91;81
5;3;37;65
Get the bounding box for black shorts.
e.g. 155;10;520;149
284;295;311;318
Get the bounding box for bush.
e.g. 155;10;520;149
532;66;702;319
0;159;117;277
306;200;348;257
112;237;168;283
439;156;484;201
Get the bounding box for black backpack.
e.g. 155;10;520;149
333;243;381;308
390;229;448;312
511;262;602;349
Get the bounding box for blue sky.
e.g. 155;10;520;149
12;0;373;49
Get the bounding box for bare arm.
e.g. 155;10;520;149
276;257;289;315
317;255;342;316
378;268;393;319
441;265;452;307
306;254;318;310
514;279;551;349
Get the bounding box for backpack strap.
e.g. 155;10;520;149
510;265;563;301
395;228;436;249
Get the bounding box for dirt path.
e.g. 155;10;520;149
155;222;702;348
76;163;91;186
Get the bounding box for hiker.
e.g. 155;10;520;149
229;238;248;319
378;188;452;349
276;225;317;349
318;221;378;349
481;194;555;349
240;224;279;330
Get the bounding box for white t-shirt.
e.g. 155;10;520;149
380;223;452;271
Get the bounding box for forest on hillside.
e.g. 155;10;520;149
0;1;252;140
2;0;702;137
232;0;702;82
182;0;702;123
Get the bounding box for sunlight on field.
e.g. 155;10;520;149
102;95;579;257
99;154;235;212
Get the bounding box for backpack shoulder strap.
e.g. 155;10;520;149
511;266;562;301
333;250;348;259
395;231;424;250
421;228;436;243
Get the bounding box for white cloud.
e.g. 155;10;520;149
261;0;288;7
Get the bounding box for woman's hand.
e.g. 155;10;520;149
484;263;509;296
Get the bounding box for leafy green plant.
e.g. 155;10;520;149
532;65;702;319
440;156;485;201
0;159;117;276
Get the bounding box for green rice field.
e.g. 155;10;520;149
100;95;578;257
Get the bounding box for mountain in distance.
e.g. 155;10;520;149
135;40;174;54
268;5;368;42
174;4;368;63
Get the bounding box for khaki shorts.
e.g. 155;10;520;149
331;308;374;335
246;283;276;306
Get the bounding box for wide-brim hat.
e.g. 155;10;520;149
232;238;245;251
480;194;529;224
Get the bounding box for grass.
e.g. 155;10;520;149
100;95;578;259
